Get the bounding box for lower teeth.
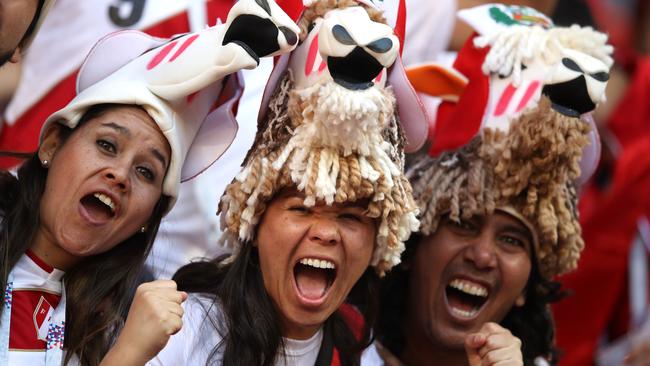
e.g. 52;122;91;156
451;307;477;318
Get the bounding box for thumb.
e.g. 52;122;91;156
465;333;486;366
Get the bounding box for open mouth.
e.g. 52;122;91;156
80;192;116;223
542;75;596;117
444;278;489;319
293;257;337;304
327;47;384;91
223;15;297;62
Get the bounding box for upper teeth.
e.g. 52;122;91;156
448;279;488;297
94;193;115;213
299;258;336;270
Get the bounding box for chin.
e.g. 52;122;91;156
58;234;114;258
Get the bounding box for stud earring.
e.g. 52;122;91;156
140;226;146;233
41;159;49;168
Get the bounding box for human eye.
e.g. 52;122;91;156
97;139;116;153
288;204;309;213
499;234;527;249
136;166;155;182
339;212;363;222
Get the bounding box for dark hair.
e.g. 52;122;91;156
377;233;563;366
0;104;170;365
173;240;379;366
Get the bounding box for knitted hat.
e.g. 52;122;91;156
40;0;300;213
405;3;613;278
219;0;422;275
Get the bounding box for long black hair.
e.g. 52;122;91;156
173;240;379;366
377;233;563;366
0;104;170;365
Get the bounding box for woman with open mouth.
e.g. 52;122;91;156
0;1;299;364
110;1;422;365
375;3;613;366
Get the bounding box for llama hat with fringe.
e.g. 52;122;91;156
405;3;613;278
219;0;421;275
40;0;300;213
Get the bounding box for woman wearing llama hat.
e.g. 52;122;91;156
0;1;299;364
111;0;425;365
376;3;613;366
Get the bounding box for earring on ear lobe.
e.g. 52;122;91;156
515;295;526;307
41;160;49;168
140;226;146;233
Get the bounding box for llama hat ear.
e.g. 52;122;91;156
40;0;300;213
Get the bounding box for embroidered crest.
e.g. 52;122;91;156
34;296;54;341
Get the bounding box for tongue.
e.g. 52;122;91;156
295;265;329;300
80;195;113;221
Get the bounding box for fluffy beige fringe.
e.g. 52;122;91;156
408;97;589;278
220;72;419;275
475;24;613;86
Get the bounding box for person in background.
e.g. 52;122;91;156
378;3;613;365
0;0;54;67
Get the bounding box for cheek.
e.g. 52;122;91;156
502;255;532;295
256;215;297;280
345;227;375;270
413;249;443;299
127;186;162;225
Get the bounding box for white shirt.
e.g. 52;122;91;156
148;295;382;365
5;252;64;366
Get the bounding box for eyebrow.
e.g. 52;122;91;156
102;122;131;137
150;148;168;170
502;224;534;246
102;122;168;169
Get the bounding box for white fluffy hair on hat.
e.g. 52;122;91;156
39;0;300;213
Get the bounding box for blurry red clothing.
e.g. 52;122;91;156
553;57;650;365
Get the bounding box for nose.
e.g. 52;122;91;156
104;167;129;192
463;235;497;270
308;218;341;246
